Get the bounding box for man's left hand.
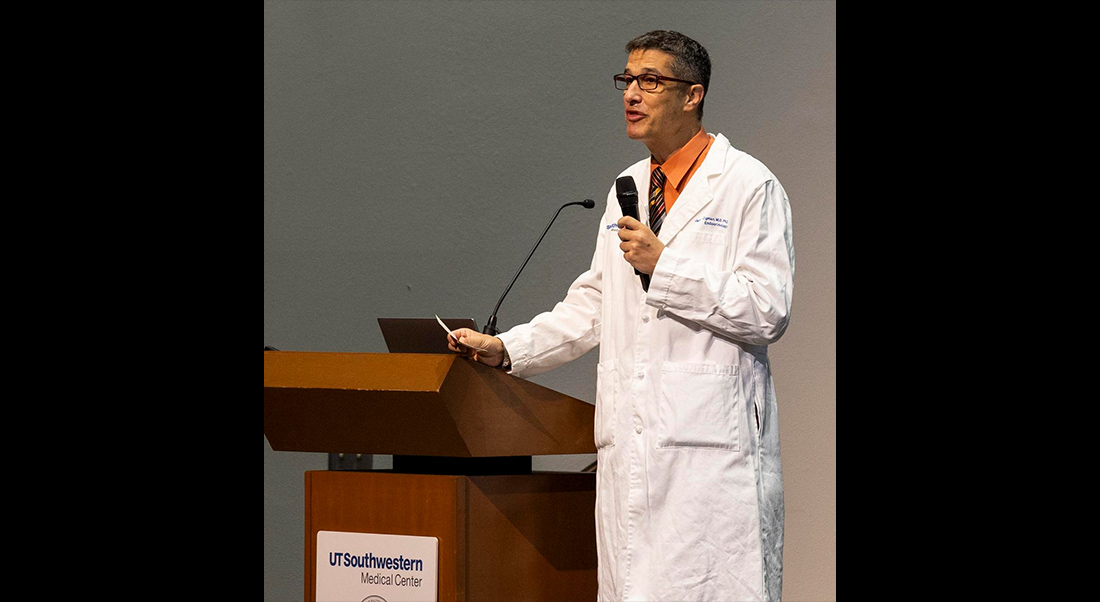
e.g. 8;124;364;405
617;216;664;275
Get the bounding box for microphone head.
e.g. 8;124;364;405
582;199;595;208
615;176;638;200
615;176;639;219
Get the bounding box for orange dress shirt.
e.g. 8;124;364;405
650;128;714;214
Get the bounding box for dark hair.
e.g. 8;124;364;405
625;30;711;119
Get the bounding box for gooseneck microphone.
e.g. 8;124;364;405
483;199;596;336
615;176;650;292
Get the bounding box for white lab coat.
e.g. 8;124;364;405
498;133;794;601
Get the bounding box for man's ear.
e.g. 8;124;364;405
683;84;705;114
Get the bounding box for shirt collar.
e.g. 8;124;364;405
651;128;710;190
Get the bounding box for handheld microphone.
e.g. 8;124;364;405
483;199;596;335
615;176;650;292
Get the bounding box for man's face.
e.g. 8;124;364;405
622;49;691;143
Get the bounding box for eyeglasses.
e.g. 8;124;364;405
613;72;698;91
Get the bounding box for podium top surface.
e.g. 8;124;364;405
264;351;455;392
264;351;596;458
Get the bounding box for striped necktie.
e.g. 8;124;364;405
649;166;667;236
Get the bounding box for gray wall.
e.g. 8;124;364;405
264;1;835;600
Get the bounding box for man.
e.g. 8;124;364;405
449;30;793;602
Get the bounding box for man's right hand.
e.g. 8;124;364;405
446;328;507;368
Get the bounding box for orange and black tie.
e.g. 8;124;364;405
649;166;667;236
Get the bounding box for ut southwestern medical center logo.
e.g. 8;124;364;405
361;596;387;602
328;550;427;591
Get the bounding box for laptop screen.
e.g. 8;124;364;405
377;317;478;353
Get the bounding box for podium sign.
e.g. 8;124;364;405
316;530;440;602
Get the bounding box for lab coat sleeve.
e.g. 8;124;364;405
646;178;794;346
496;204;608;378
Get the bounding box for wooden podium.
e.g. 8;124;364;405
264;351;598;602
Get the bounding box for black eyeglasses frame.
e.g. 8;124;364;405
613;73;699;91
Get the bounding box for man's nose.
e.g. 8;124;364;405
623;81;643;103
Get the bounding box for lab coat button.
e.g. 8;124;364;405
642;315;650;323
635;424;643;434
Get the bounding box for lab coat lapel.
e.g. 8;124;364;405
656;134;726;246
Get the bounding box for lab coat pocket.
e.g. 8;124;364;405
595;361;616;449
658;361;740;451
676;231;731;268
684;231;727;245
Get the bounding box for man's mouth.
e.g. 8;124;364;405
626;109;646;123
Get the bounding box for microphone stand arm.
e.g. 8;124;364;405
483;200;593;335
